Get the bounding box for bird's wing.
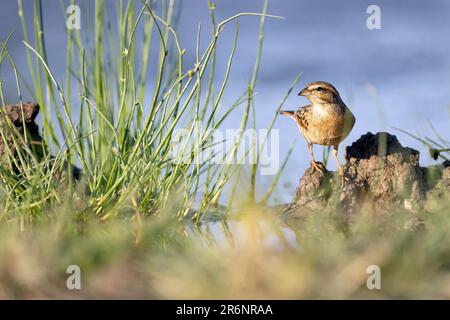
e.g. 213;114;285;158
294;105;312;130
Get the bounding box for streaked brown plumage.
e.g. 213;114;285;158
280;81;355;174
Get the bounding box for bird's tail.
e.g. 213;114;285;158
279;110;295;117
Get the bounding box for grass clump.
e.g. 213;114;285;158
1;0;291;223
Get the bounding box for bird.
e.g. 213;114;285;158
279;81;355;175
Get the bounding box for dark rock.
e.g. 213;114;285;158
5;102;40;125
0;102;44;162
345;132;419;161
343;138;425;212
292;132;447;215
0;102;82;181
295;165;337;212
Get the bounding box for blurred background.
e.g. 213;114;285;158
1;0;449;202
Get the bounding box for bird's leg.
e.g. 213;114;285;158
333;144;349;187
332;144;344;176
309;143;325;172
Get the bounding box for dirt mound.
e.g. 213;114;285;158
0;102;43;161
0;102;81;180
345;132;419;160
292;132;448;215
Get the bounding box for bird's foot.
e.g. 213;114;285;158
311;161;327;173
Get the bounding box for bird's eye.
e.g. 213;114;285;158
316;87;323;91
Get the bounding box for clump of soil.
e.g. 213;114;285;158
0;102;81;180
0;102;43;161
291;132;449;215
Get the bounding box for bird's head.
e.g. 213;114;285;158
298;81;341;104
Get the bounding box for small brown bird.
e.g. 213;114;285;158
280;81;355;174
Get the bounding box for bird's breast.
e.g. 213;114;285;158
308;104;355;146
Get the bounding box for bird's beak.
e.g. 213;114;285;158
298;87;309;96
279;110;295;117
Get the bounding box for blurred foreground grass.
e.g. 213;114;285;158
1;196;450;299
